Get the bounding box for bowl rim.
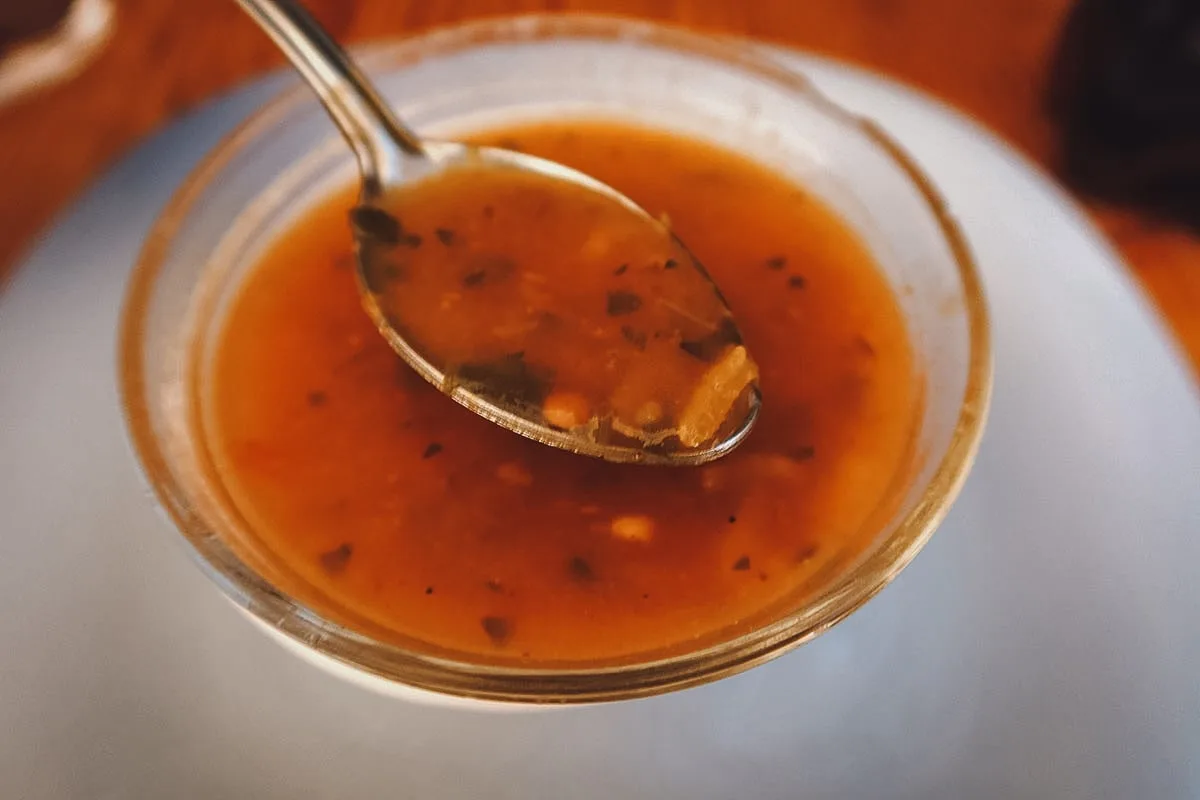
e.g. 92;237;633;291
118;12;993;704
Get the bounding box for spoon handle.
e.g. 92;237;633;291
235;0;423;194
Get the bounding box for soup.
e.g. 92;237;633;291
205;120;919;664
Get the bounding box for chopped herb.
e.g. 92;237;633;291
454;351;551;409
435;227;457;245
485;578;504;593
424;586;434;595
349;206;401;245
462;254;515;289
664;258;678;270
305;390;328;408
787;274;807;289
606;290;643;316
727;515;737;524
620;325;647;350
680;317;741;362
481;615;511;645
567;556;596;583
319;543;353;574
732;555;751;571
793;445;816;461
613;263;628;276
766;255;787;270
422;442;443;459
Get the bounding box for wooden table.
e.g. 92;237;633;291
2;0;1198;379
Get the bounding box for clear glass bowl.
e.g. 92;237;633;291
119;15;991;705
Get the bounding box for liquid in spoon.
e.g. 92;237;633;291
353;160;761;461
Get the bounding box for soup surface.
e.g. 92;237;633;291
206;120;919;664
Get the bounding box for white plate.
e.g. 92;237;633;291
2;52;1197;799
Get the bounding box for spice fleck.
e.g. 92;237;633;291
481;616;511;645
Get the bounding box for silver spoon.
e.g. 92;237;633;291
237;0;761;465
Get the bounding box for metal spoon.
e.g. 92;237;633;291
237;0;761;465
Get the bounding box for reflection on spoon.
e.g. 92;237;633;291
237;0;761;464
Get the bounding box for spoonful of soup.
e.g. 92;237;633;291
237;0;761;465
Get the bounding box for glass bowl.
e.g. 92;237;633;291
118;14;991;705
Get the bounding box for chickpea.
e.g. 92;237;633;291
611;515;654;543
542;391;590;429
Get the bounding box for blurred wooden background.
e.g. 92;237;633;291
1;0;1197;377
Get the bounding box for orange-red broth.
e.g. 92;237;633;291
206;120;919;664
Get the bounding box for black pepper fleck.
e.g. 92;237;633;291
732;555;751;571
664;258;678;270
422;442;443;459
613;263;628;276
793;445;816;461
766;255;787;270
435;227;457;245
728;515;737;524
788;274;807;289
424;586;434;595
306;390;328;408
567;556;596;583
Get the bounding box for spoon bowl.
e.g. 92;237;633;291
237;0;760;464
